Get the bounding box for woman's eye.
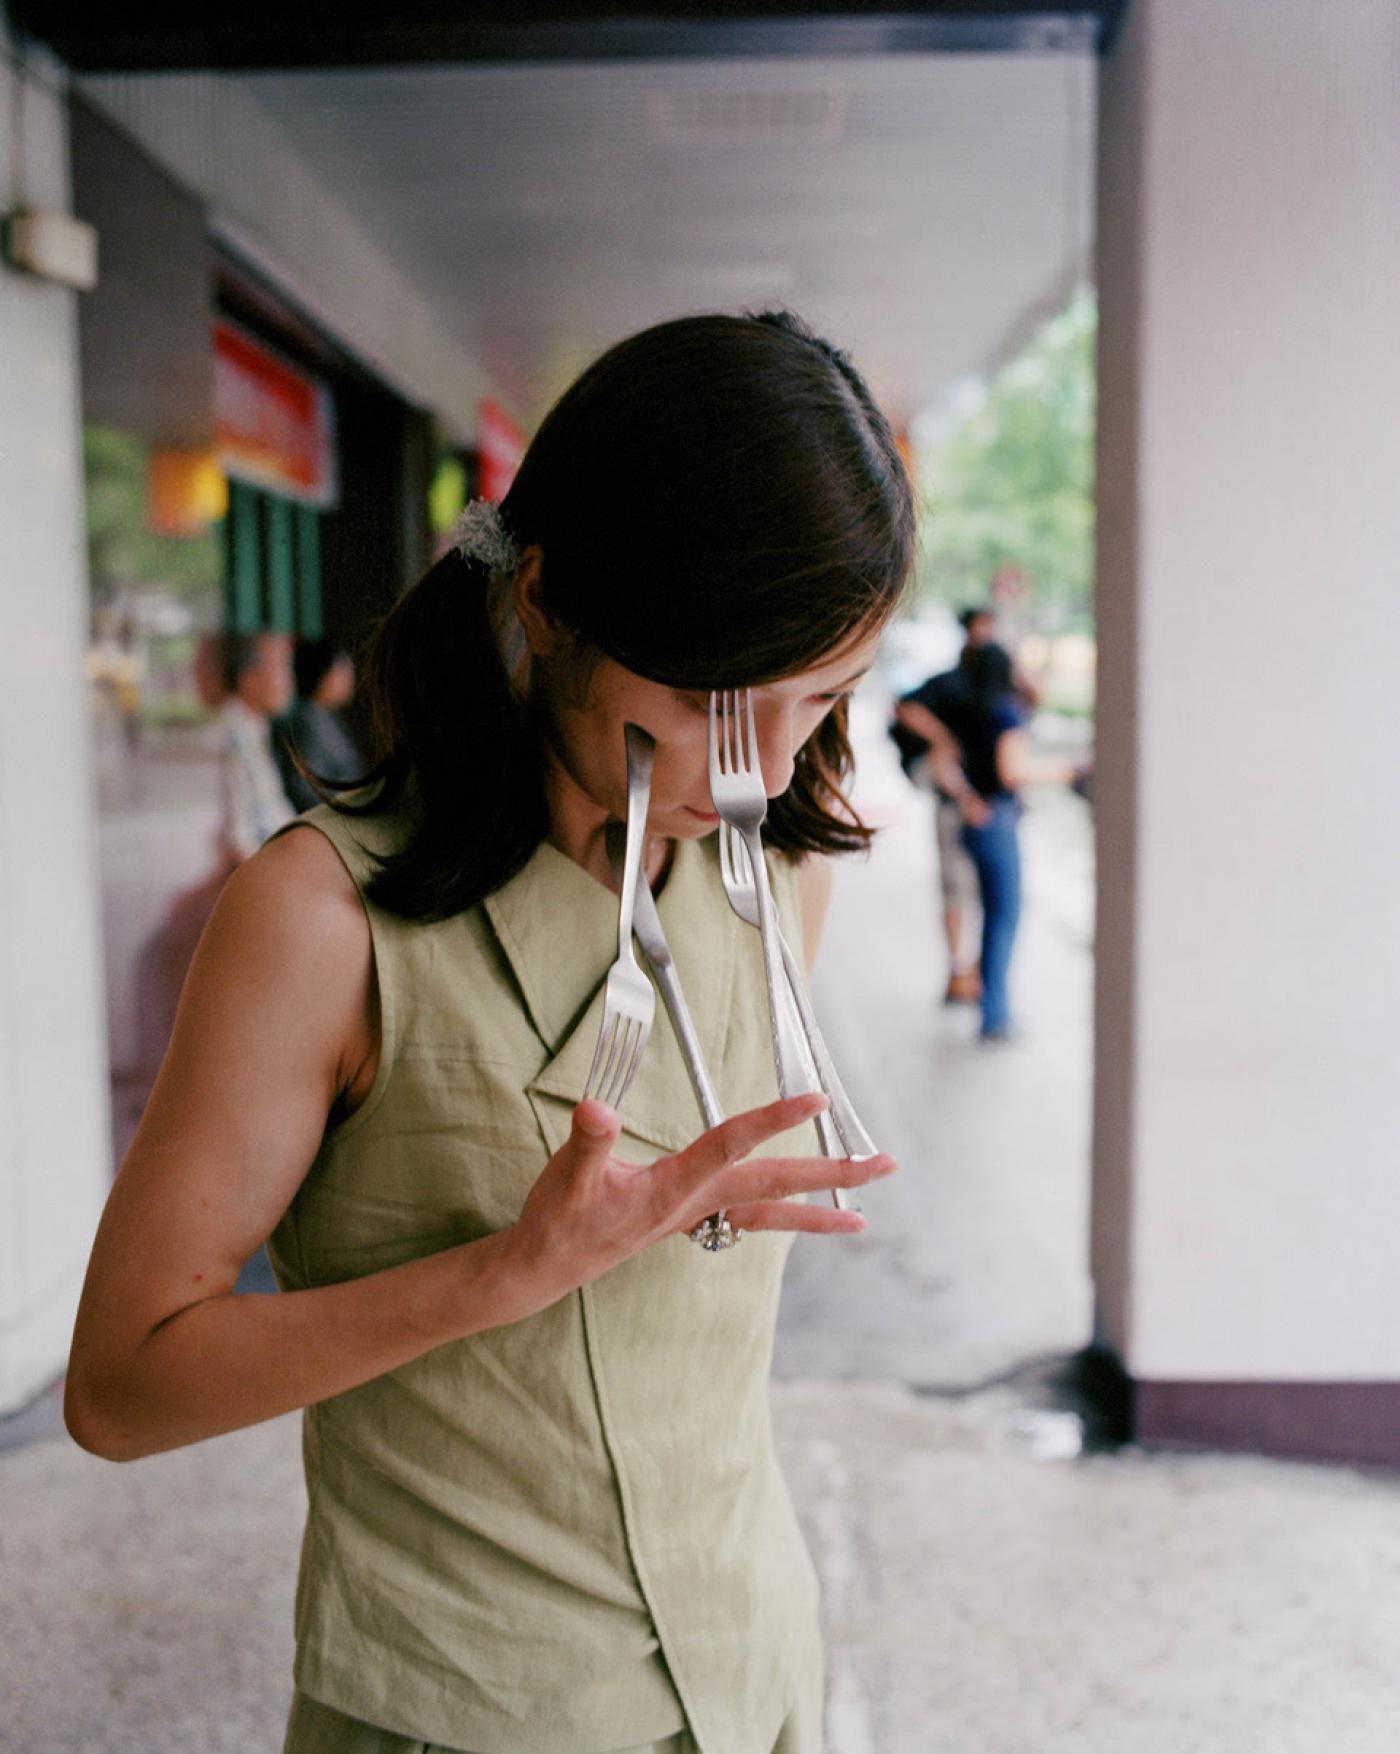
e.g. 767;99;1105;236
813;691;853;705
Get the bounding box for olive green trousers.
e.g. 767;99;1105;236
283;1688;822;1753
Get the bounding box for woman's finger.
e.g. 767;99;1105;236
703;1150;896;1215
718;1201;867;1236
561;1099;623;1170
675;1093;830;1188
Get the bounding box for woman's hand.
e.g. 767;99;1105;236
505;1093;895;1309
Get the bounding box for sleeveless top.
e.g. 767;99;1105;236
265;803;825;1754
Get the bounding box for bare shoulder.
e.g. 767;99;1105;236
170;822;377;1112
209;823;371;978
794;855;835;970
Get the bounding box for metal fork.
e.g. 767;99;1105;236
582;724;656;1112
707;687;858;1215
708;689;810;1111
719;823;878;1164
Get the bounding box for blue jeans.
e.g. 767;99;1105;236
961;797;1022;1036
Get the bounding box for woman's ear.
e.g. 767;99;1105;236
512;547;566;658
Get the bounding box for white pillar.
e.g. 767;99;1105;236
1093;0;1400;1457
0;27;111;1414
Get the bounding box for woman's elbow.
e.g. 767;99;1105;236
63;1368;147;1463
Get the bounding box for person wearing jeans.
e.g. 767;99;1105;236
905;641;1030;1042
960;793;1023;1039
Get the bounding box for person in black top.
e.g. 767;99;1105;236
893;657;983;1002
892;606;1043;1005
897;642;1028;1040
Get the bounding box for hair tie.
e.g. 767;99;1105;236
450;499;521;577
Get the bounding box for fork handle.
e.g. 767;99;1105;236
739;826;856;1211
776;933;879;1161
646;952;724;1131
740;825;807;1102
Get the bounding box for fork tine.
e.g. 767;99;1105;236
597;1018;630;1110
600;1016;631;1107
707;689;721;785
609;1022;647;1110
742;687;759;777
584;1013;618;1102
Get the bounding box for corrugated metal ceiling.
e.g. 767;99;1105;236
234;52;1095;432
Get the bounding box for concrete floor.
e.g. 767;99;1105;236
5;693;1400;1751
7;1380;1400;1753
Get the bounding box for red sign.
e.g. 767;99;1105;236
478;398;525;503
213;319;337;507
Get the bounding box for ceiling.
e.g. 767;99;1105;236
17;4;1123;72
229;50;1096;433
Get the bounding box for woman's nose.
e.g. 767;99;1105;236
752;700;799;798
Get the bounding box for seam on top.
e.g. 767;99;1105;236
271;817;398;1146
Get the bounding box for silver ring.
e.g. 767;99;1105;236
689;1214;743;1251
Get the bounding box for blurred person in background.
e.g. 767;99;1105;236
893;649;983;1005
274;639;363;813
893;602;1044;1006
899;641;1027;1041
219;631;297;862
134;632;295;1095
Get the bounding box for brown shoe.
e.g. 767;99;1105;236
943;970;982;1005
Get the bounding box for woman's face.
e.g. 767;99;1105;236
543;627;884;839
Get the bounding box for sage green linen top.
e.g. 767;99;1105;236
266;804;825;1754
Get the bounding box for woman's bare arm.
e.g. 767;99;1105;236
994;728;1076;793
67;829;892;1463
64;829;540;1461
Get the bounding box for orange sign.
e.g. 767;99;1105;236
213;319;337;506
147;448;228;536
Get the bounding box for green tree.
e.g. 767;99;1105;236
917;287;1096;634
83;424;221;611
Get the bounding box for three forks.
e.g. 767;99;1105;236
583;702;877;1211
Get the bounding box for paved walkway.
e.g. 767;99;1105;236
6;689;1400;1751
8;1378;1400;1753
775;692;1094;1387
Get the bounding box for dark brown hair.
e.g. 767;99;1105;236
332;309;915;921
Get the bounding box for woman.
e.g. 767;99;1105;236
898;642;1029;1041
65;311;912;1754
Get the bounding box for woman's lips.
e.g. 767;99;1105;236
684;806;720;823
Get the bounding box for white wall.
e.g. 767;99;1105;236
74;72;486;442
0;23;111;1413
1093;0;1400;1380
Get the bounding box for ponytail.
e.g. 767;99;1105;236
331;547;551;921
